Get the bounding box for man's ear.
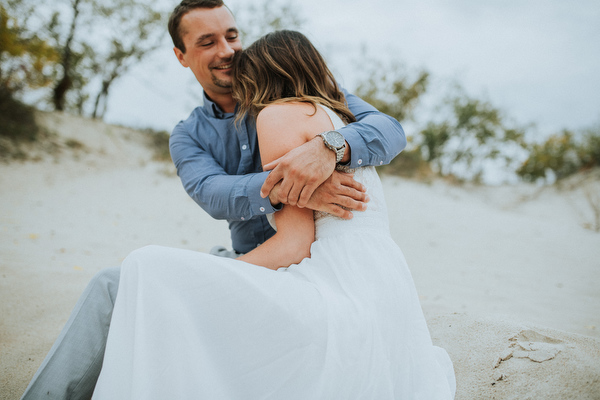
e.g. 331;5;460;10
173;47;189;68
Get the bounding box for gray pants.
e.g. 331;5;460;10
21;266;120;400
21;247;239;399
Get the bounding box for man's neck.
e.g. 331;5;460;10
207;91;237;114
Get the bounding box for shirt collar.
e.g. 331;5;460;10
202;91;235;119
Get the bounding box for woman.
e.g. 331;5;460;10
93;31;455;399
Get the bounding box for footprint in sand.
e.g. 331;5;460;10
494;329;566;368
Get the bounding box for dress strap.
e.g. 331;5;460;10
317;104;346;130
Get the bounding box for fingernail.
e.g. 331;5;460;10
365;194;370;202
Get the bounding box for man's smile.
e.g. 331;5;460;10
212;63;233;70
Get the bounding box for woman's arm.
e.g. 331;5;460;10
237;102;334;270
259;89;404;211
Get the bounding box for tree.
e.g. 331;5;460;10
418;91;528;182
0;2;58;96
517;125;600;182
1;2;58;141
48;0;85;111
352;59;431;177
10;0;167;117
89;0;164;119
231;0;305;44
355;61;429;123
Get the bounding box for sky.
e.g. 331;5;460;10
102;0;600;140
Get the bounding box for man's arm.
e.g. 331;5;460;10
170;124;279;221
338;89;407;168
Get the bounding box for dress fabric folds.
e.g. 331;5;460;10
93;107;455;399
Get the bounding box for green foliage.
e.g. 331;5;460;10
5;0;167;116
88;0;165;118
142;128;171;162
355;62;429;123
352;60;433;178
379;145;432;179
0;3;58;94
0;3;57;143
0;89;39;142
517;127;600;182
579;127;600;170
419;121;451;162
410;90;528;182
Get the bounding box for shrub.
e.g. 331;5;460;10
517;127;600;182
0;89;39;142
142;128;171;162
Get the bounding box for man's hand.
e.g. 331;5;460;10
306;171;369;219
261;137;336;207
269;171;369;220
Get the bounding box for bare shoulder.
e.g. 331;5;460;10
256;102;334;141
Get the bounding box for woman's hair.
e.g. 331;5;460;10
232;30;356;125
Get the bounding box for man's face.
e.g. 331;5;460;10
174;6;242;99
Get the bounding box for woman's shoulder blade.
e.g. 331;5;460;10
257;102;315;124
257;102;332;140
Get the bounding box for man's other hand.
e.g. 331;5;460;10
261;137;335;207
269;170;368;220
305;171;368;219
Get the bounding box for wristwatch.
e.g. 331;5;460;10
318;130;346;163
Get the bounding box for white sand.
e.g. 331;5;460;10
1;111;599;399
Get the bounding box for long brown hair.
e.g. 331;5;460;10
232;30;355;125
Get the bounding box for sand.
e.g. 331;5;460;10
1;111;599;399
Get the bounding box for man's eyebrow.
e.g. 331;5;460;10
227;27;239;35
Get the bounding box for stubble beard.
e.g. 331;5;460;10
212;74;232;89
210;53;237;90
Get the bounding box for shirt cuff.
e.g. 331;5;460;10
339;126;368;168
247;171;282;218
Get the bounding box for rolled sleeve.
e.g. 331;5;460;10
245;171;282;219
340;126;370;168
341;89;407;168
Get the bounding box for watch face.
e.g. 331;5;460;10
325;131;345;148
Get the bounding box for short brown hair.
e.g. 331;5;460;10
232;30;355;125
168;0;225;53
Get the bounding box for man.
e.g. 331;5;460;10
169;0;406;256
21;0;405;398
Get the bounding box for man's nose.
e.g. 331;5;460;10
217;39;235;58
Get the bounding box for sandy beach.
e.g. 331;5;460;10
1;111;599;399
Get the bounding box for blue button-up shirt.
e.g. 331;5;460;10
170;90;406;253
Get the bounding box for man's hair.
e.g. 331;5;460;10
168;0;225;53
232;30;355;125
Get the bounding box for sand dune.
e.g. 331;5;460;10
1;111;599;399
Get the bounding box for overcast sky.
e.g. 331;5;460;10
103;0;600;139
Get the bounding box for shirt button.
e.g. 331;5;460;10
358;159;363;165
380;161;383;165
259;207;265;212
241;144;247;150
241;217;245;221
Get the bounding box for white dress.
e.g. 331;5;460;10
93;107;456;399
